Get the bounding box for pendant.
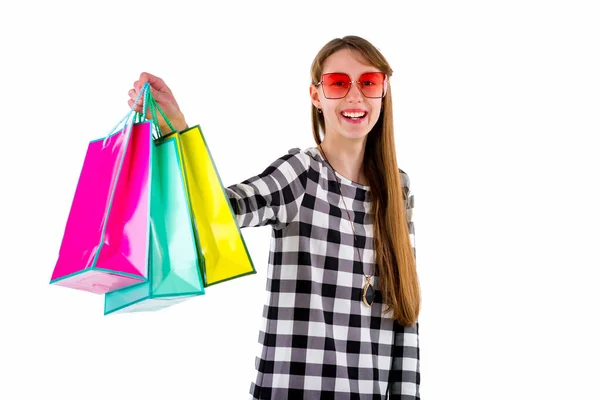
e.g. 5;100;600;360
362;278;374;307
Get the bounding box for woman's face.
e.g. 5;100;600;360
310;48;387;144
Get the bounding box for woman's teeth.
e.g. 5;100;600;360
342;112;366;119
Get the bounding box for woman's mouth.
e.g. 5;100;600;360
340;110;368;123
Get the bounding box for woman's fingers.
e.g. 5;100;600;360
127;99;143;114
127;72;188;132
140;72;171;94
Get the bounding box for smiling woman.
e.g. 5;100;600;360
128;35;420;399
309;48;388;150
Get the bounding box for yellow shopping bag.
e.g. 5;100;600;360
175;125;256;286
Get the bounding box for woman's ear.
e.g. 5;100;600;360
309;85;321;110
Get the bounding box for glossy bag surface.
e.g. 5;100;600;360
104;133;204;314
179;125;255;286
50;122;152;294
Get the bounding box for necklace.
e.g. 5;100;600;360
318;144;375;307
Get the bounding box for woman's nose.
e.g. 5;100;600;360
345;81;363;102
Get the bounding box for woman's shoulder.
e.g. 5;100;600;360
399;167;410;189
284;146;322;162
257;147;319;184
270;146;323;172
398;168;413;206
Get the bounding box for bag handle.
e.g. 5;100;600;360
93;82;152;264
103;82;150;145
143;88;177;139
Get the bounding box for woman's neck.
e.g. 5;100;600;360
319;136;368;185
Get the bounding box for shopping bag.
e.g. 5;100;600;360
104;110;205;314
50;86;153;294
179;125;255;286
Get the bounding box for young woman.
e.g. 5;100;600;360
129;35;421;399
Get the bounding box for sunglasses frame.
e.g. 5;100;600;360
314;72;388;99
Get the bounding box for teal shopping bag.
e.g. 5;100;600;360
104;107;205;314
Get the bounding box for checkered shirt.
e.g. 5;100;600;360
226;147;420;399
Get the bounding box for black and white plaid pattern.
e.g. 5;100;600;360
226;147;419;399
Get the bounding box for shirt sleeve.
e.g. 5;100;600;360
225;149;308;230
389;169;420;399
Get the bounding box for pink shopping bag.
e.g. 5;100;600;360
50;121;153;294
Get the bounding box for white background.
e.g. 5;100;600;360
1;1;599;399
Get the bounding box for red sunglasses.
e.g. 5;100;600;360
315;72;388;99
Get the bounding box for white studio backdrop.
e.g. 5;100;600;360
1;1;599;399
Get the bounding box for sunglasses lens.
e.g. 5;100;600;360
358;72;386;98
320;72;386;99
321;73;352;99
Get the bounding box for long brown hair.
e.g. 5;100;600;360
310;36;420;326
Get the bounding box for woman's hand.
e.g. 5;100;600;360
128;72;188;133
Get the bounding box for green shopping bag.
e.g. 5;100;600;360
104;93;205;315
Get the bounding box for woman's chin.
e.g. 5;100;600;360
339;128;370;141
